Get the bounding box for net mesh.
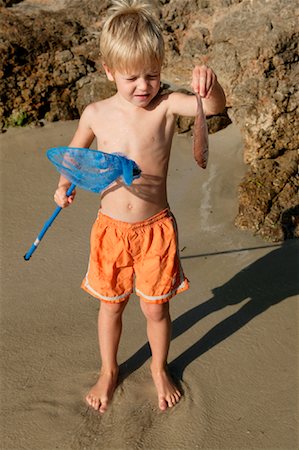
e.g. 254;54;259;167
47;147;141;193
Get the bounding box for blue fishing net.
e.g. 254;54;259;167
47;146;141;193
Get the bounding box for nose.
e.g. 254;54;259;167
137;77;148;91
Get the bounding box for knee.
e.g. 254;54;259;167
141;302;170;322
100;300;127;318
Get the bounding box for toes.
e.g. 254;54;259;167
159;398;168;411
86;392;110;413
92;397;100;411
159;394;179;410
86;394;100;411
160;391;181;410
86;394;93;407
99;400;108;414
173;390;181;403
167;395;176;408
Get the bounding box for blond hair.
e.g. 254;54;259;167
100;0;164;73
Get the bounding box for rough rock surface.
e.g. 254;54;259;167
0;0;298;241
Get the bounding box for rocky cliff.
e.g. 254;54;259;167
0;0;298;241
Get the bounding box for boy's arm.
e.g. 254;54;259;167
54;105;96;208
168;65;226;117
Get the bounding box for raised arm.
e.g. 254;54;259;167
168;65;226;117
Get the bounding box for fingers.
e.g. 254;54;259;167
54;186;76;208
191;65;217;98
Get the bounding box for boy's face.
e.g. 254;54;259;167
104;64;161;108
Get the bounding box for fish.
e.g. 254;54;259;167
192;93;209;169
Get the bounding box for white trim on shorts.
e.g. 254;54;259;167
83;260;132;302
136;278;187;302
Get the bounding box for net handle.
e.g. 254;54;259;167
24;183;76;261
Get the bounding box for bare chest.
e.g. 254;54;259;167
91;107;175;162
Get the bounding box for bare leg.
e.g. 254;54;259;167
86;299;128;413
140;300;182;411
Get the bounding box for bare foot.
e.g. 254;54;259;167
151;365;182;411
86;368;119;413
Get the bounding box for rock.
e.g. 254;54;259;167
0;0;22;6
235;151;299;240
76;73;116;115
214;0;298;241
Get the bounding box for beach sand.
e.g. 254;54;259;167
1;122;298;450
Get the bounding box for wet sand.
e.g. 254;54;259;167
0;122;298;449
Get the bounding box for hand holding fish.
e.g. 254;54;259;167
191;65;217;99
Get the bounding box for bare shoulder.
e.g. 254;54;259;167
83;96;114;117
79;97;116;131
68;96;119;148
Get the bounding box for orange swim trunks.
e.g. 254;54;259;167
81;208;189;304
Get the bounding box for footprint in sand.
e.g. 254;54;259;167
71;369;210;450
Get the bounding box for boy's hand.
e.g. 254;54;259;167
54;185;76;208
191;65;217;99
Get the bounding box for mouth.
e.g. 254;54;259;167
134;94;150;100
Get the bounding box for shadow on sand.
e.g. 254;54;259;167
119;240;298;381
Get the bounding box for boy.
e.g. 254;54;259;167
54;0;226;413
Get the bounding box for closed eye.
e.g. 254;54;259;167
124;74;159;81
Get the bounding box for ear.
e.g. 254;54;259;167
102;63;115;82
